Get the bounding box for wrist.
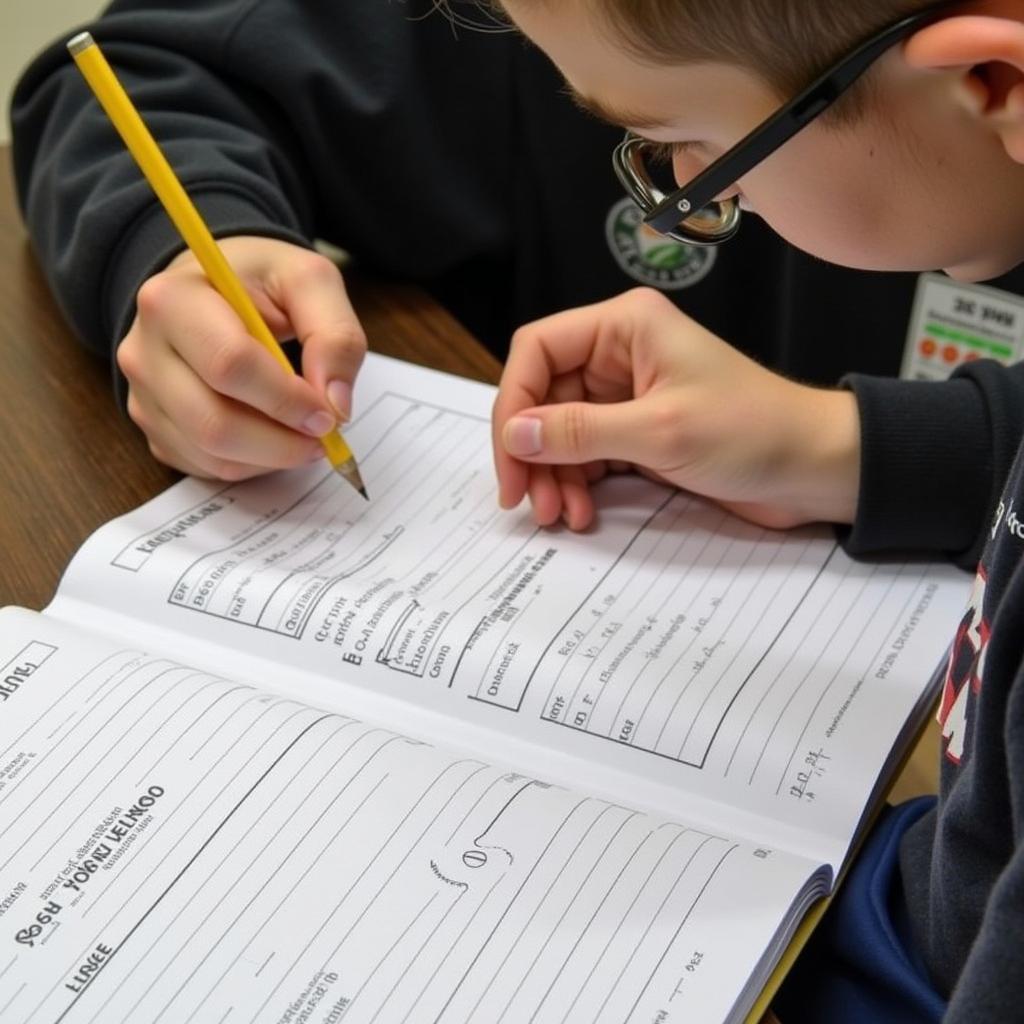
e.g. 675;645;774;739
776;384;861;525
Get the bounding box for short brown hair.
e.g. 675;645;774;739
497;0;946;119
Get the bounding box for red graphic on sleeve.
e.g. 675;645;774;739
937;568;988;765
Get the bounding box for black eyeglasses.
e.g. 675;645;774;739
612;2;958;246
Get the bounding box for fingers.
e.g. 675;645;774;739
122;237;369;482
502;289;672;393
502;399;648;467
124;353;323;477
493;315;585;513
134;270;337;439
135;398;272;482
493;294;645;512
262;249;367;422
490;285;845;535
495;332;615;530
522;465;595;530
554;466;596;531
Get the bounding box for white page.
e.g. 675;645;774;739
0;607;824;1024
49;355;970;870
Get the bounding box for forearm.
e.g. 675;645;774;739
11;7;312;364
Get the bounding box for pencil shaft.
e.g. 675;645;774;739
67;32;366;496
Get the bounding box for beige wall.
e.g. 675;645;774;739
1;1;105;144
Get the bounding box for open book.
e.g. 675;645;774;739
0;354;968;1024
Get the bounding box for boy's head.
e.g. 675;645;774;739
498;0;1024;282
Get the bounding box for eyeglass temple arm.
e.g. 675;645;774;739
644;5;955;234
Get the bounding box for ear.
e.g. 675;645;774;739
904;14;1024;162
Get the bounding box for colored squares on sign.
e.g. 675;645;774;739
942;344;960;364
919;337;937;358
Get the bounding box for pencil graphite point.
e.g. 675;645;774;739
334;457;369;500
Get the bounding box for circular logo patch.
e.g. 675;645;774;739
605;197;717;290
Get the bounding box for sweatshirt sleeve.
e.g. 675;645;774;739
841;359;1024;569
10;1;316;365
942;658;1024;1023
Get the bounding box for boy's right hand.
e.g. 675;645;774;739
493;287;862;531
118;235;366;480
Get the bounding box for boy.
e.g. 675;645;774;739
490;1;1024;1021
14;0;1023;481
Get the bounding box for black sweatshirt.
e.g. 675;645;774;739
11;1;1024;1018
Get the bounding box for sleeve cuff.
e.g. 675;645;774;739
840;373;994;568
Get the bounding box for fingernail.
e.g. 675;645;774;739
303;410;335;437
504;416;543;456
327;379;352;422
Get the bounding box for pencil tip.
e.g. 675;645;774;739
332;456;368;500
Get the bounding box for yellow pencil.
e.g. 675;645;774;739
67;31;367;499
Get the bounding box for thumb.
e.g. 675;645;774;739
502;401;646;465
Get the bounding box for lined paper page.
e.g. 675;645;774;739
0;608;820;1024
49;355;970;866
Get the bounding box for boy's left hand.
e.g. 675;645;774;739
492;288;861;531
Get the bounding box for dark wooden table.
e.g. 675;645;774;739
0;148;500;611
